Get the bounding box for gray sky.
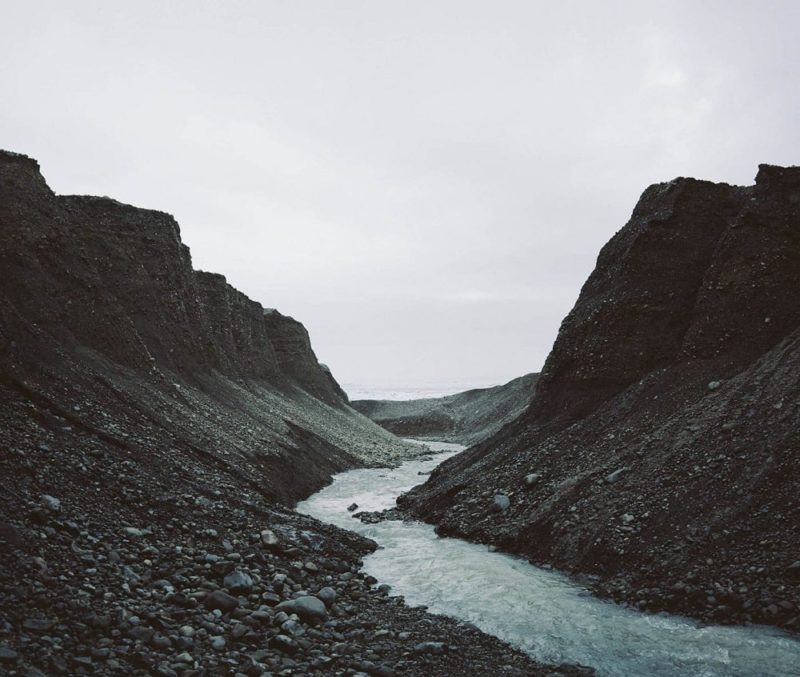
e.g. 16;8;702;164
3;1;799;393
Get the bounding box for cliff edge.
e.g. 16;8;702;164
0;149;415;505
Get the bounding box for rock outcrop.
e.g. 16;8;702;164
401;165;800;632
353;373;539;445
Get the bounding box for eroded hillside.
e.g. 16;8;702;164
400;165;800;632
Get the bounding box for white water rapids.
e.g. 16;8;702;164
297;442;800;676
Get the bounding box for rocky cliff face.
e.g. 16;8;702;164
0;149;413;505
524;166;800;427
353;373;539;445
0;150;345;401
401;165;800;631
262;308;350;407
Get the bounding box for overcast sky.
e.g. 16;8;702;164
3;1;799;394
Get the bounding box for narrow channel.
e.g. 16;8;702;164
297;442;800;676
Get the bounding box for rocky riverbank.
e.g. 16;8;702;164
0;435;593;676
400;165;800;634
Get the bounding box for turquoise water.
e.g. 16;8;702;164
298;442;800;677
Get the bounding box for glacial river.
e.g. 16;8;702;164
297;442;800;676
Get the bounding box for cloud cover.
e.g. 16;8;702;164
2;1;799;391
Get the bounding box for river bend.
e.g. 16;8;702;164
298;442;800;676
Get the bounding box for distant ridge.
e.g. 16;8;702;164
353;373;539;445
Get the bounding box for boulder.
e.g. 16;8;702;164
491;494;510;512
203;590;239;614
275;595;327;622
223;570;253;594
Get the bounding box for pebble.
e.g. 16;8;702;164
223;569;254;594
204;590;240;614
260;528;279;548
41;495;61;513
151;633;172;650
0;647;18;661
524;473;541;486
317;586;337;606
492;494;510;512
414;641;447;654
605;467;628;484
22;619;54;632
270;634;299;655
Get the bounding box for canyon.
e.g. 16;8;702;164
0;151;584;676
2;150;799;676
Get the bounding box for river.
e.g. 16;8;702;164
297;442;800;676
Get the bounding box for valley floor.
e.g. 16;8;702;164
0;386;591;676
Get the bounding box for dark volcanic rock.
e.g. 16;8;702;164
401;164;800;633
204;590;240;614
354;507;409;524
274;595;328;622
222;569;254;594
0;149;416;503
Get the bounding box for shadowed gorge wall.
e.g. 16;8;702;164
0;149;412;504
401;165;800;631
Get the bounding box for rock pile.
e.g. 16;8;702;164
0;448;591;675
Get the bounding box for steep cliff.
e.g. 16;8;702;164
0;149;414;505
352;373;539;445
0;150;594;677
401;165;800;631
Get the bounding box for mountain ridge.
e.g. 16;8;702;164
352;373;539;445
